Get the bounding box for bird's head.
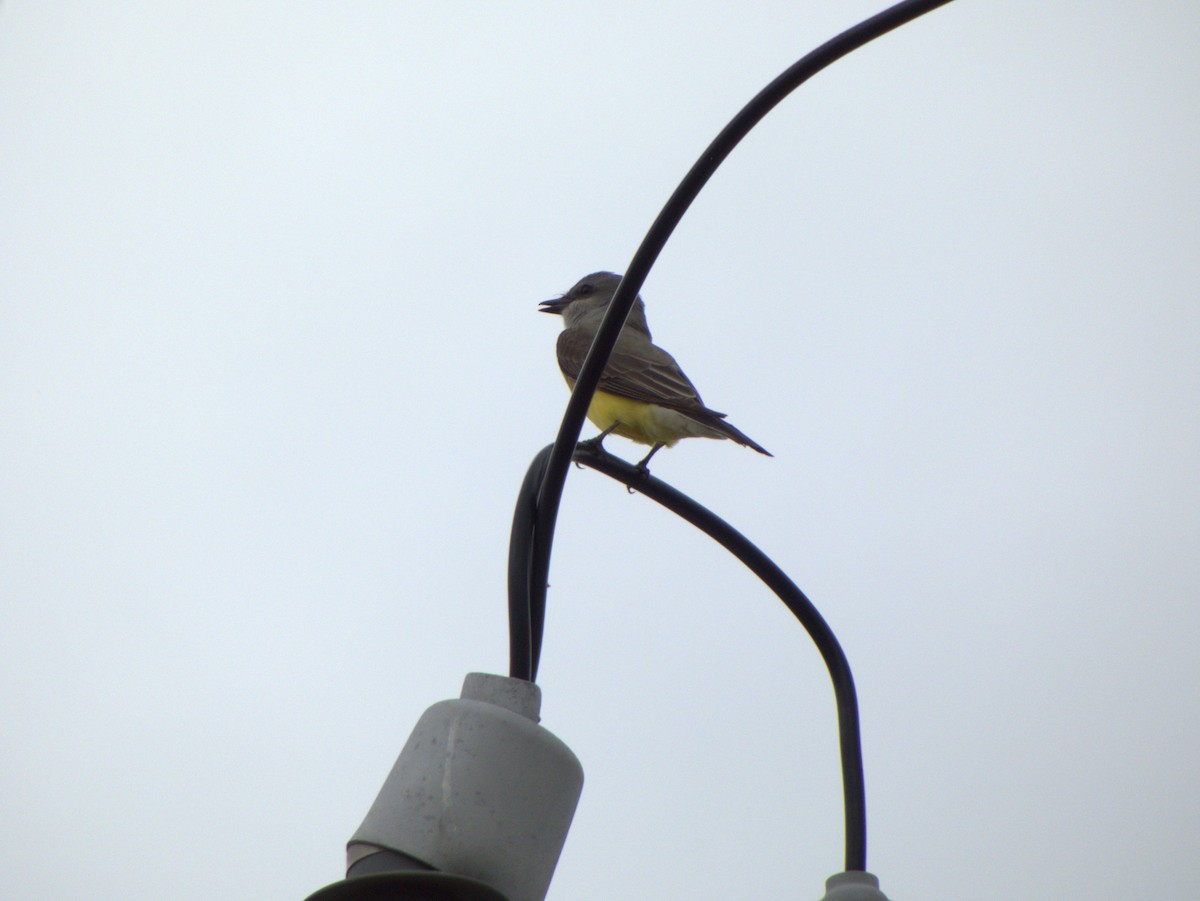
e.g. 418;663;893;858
538;271;651;336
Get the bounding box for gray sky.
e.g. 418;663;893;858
2;2;1198;899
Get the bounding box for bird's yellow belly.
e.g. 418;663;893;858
585;390;667;446
562;377;717;447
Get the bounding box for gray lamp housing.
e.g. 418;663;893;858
819;870;892;900
326;673;583;901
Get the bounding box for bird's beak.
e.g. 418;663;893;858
538;297;569;315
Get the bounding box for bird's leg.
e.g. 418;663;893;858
574;421;621;467
634;443;665;472
577;421;621;453
623;443;665;493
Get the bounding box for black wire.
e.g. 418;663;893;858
571;444;868;873
528;0;954;682
507;445;554;681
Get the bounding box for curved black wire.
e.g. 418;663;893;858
527;0;954;682
570;444;867;872
507;445;553;681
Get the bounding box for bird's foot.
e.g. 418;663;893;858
634;443;664;472
575;422;621;463
624;443;664;491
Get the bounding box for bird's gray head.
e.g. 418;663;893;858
538;271;651;337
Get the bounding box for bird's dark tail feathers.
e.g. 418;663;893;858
715;419;772;456
690;408;771;456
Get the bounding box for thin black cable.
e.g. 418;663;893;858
507;445;554;681
528;0;954;679
571;444;867;873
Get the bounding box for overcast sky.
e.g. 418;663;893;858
2;3;1198;900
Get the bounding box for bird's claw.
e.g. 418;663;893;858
575;421;621;459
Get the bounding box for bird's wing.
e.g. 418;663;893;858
556;328;722;415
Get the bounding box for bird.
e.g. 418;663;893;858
539;271;771;469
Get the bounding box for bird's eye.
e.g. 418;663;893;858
576;284;593;297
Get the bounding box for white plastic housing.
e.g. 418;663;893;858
349;673;583;901
819;870;891;900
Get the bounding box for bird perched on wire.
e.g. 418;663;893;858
539;271;771;469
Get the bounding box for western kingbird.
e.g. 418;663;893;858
539;271;771;467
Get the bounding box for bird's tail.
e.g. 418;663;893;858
714;418;772;456
691;408;771;456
